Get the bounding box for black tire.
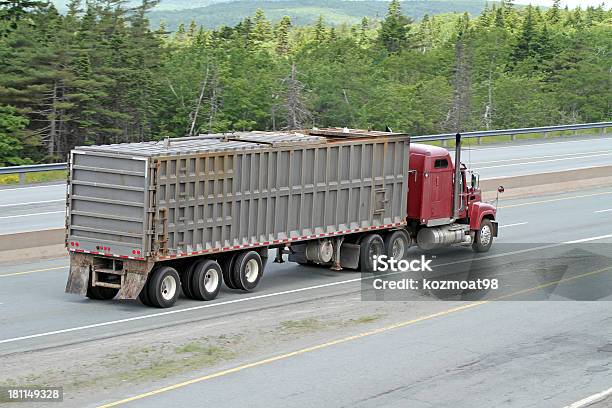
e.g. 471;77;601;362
473;219;494;253
138;282;152;306
258;248;269;268
191;260;222;301
384;230;410;261
86;284;119;300
220;253;239;289
181;263;197;299
147;266;180;308
232;251;264;291
359;234;385;273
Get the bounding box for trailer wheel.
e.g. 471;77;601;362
384;230;410;261
258;248;269;268
191;260;222;301
181;263;197;299
86;285;119;300
147;266;180;308
220;253;239;289
473;219;494;253
232;251;263;291
359;234;385;272
138;283;152;306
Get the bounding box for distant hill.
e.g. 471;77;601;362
146;0;491;30
50;0;492;31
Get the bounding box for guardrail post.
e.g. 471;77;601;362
477;136;482;145
441;140;447;147
19;173;25;184
543;132;548;138
511;134;516;141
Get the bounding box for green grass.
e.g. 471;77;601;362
0;170;66;185
280;318;326;333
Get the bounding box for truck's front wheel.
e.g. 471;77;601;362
473;219;494;253
148;266;180;308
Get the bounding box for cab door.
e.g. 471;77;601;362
428;158;453;221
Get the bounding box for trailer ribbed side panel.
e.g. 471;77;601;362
67;152;148;256
154;138;409;255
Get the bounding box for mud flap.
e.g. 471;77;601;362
117;272;148;300
65;252;92;295
491;221;499;237
116;260;154;300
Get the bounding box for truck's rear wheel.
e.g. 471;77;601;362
220;253;239;289
181;263;198;299
139;284;152;306
473;219;494;253
384;230;410;261
191;260;222;301
359;234;385;272
86;284;118;300
232;251;263;291
147;266;180;308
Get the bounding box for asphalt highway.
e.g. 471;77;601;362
0;134;610;235
1;187;611;408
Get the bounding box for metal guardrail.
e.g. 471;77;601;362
412;121;611;143
0;163;68;183
0;121;609;183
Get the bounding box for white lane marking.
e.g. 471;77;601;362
499;222;528;228
595;209;612;213
0;199;64;208
483;165;612;181
472;149;612;165
564;386;612;408
2;232;611;346
0;211;64;219
467;136;612;151
472;152;612;170
0;184;64;192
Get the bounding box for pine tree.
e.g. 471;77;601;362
328;26;337;43
175;22;186;42
275;16;291;55
252;9;271;45
379;0;410;53
359;16;369;45
546;0;561;24
511;5;536;64
187;19;197;40
314;15;326;44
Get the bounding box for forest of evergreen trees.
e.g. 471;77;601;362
0;0;610;165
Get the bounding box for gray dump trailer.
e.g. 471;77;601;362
65;129;411;307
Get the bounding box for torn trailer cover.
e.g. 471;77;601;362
65;130;411;299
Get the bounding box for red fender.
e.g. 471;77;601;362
469;202;497;230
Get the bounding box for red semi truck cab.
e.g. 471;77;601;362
406;142;498;252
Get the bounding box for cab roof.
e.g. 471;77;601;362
410;143;450;157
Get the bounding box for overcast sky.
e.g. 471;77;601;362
514;0;609;8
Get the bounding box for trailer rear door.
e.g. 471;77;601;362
66;151;148;259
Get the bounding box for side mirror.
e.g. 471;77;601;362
471;174;478;189
497;186;505;193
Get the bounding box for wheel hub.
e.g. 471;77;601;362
204;269;219;292
160;275;177;301
245;259;259;283
480;225;492;246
